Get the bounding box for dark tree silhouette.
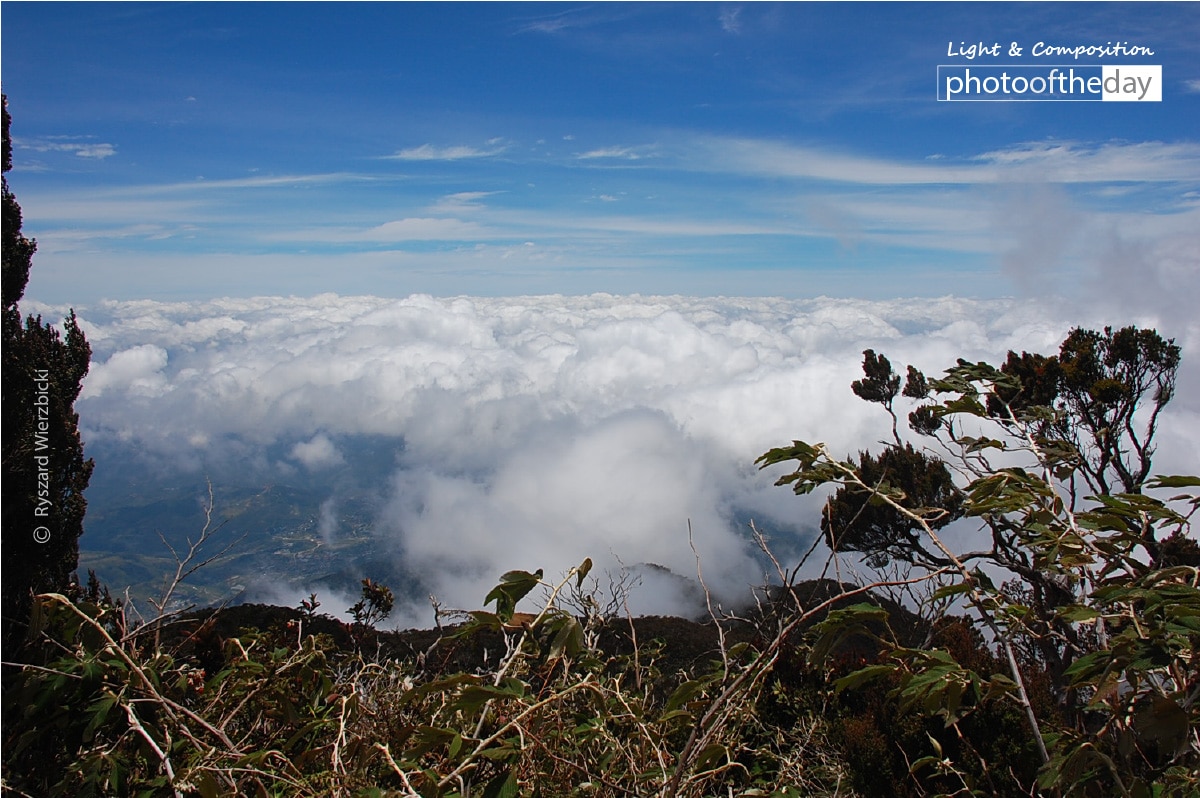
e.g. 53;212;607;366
822;443;964;568
1054;325;1180;495
812;326;1183;698
825;351;964;567
2;95;94;651
831;328;1180;575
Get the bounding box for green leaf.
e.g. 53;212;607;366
834;664;895;693
1063;650;1112;686
1057;605;1101;623
666;675;716;713
194;771;221;798
411;724;460;756
1133;694;1189;750
727;641;751;659
755;440;822;469
960;435;1007;453
458;684;522;712
484;569;543;622
547;615;583;660
931;582;973;601
943;677;965;723
481;768;518;798
809;602;890;666
694;742;729;771
479;743;520;761
941;395;987;417
575;557;593;588
982;674;1018;701
1146;475;1200;489
968;567;995;592
909;755;943;775
83;692;118;740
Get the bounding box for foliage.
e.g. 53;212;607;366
1053;326;1180;495
1;94;94;652
821;444;964;568
348;578;396;648
2;554;877;797
758;327;1199;796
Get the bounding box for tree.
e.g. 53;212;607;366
817;328;1181;599
821;443;963;568
1;95;94;651
984;327;1180;499
759;327;1199;796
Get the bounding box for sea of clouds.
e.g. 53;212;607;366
49;293;1200;627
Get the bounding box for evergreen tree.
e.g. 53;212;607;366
2;95;94;651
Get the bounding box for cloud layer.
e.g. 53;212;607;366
18;133;1198;307
63;293;1200;624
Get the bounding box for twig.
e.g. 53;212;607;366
440;678;599;789
122;701;181;797
661;569;946;797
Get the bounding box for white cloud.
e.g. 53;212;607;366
383;409;761;619
73;143;116;159
428;191;502;213
16;134;1197;308
692;136;1200;185
386;143;507;161
291;434;345;470
70;293;1200;621
972;140;1200;183
317;498;339;543
81;344;169;398
577;145;657;161
22;137;117;159
151;173;376;192
514;7;595;35
364;217;486;241
719;7;742;34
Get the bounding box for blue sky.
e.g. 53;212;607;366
2;2;1198;303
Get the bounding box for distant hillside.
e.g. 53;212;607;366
172;577;929;683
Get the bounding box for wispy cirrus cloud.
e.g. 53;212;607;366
687;136;984;184
719;6;743;34
972;140;1200;183
577;145;659;161
20;136;116;159
162;173;379;191
255;217;494;246
52;173;382;199
692;136;1200;186
512;6;615;35
363;217;487;241
428;191;503;213
490;211;785;238
17;128;1199;307
385;142;508;161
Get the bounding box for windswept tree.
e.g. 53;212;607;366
759;326;1198;796
811;328;1182;575
1;95;94;651
823;350;965;567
